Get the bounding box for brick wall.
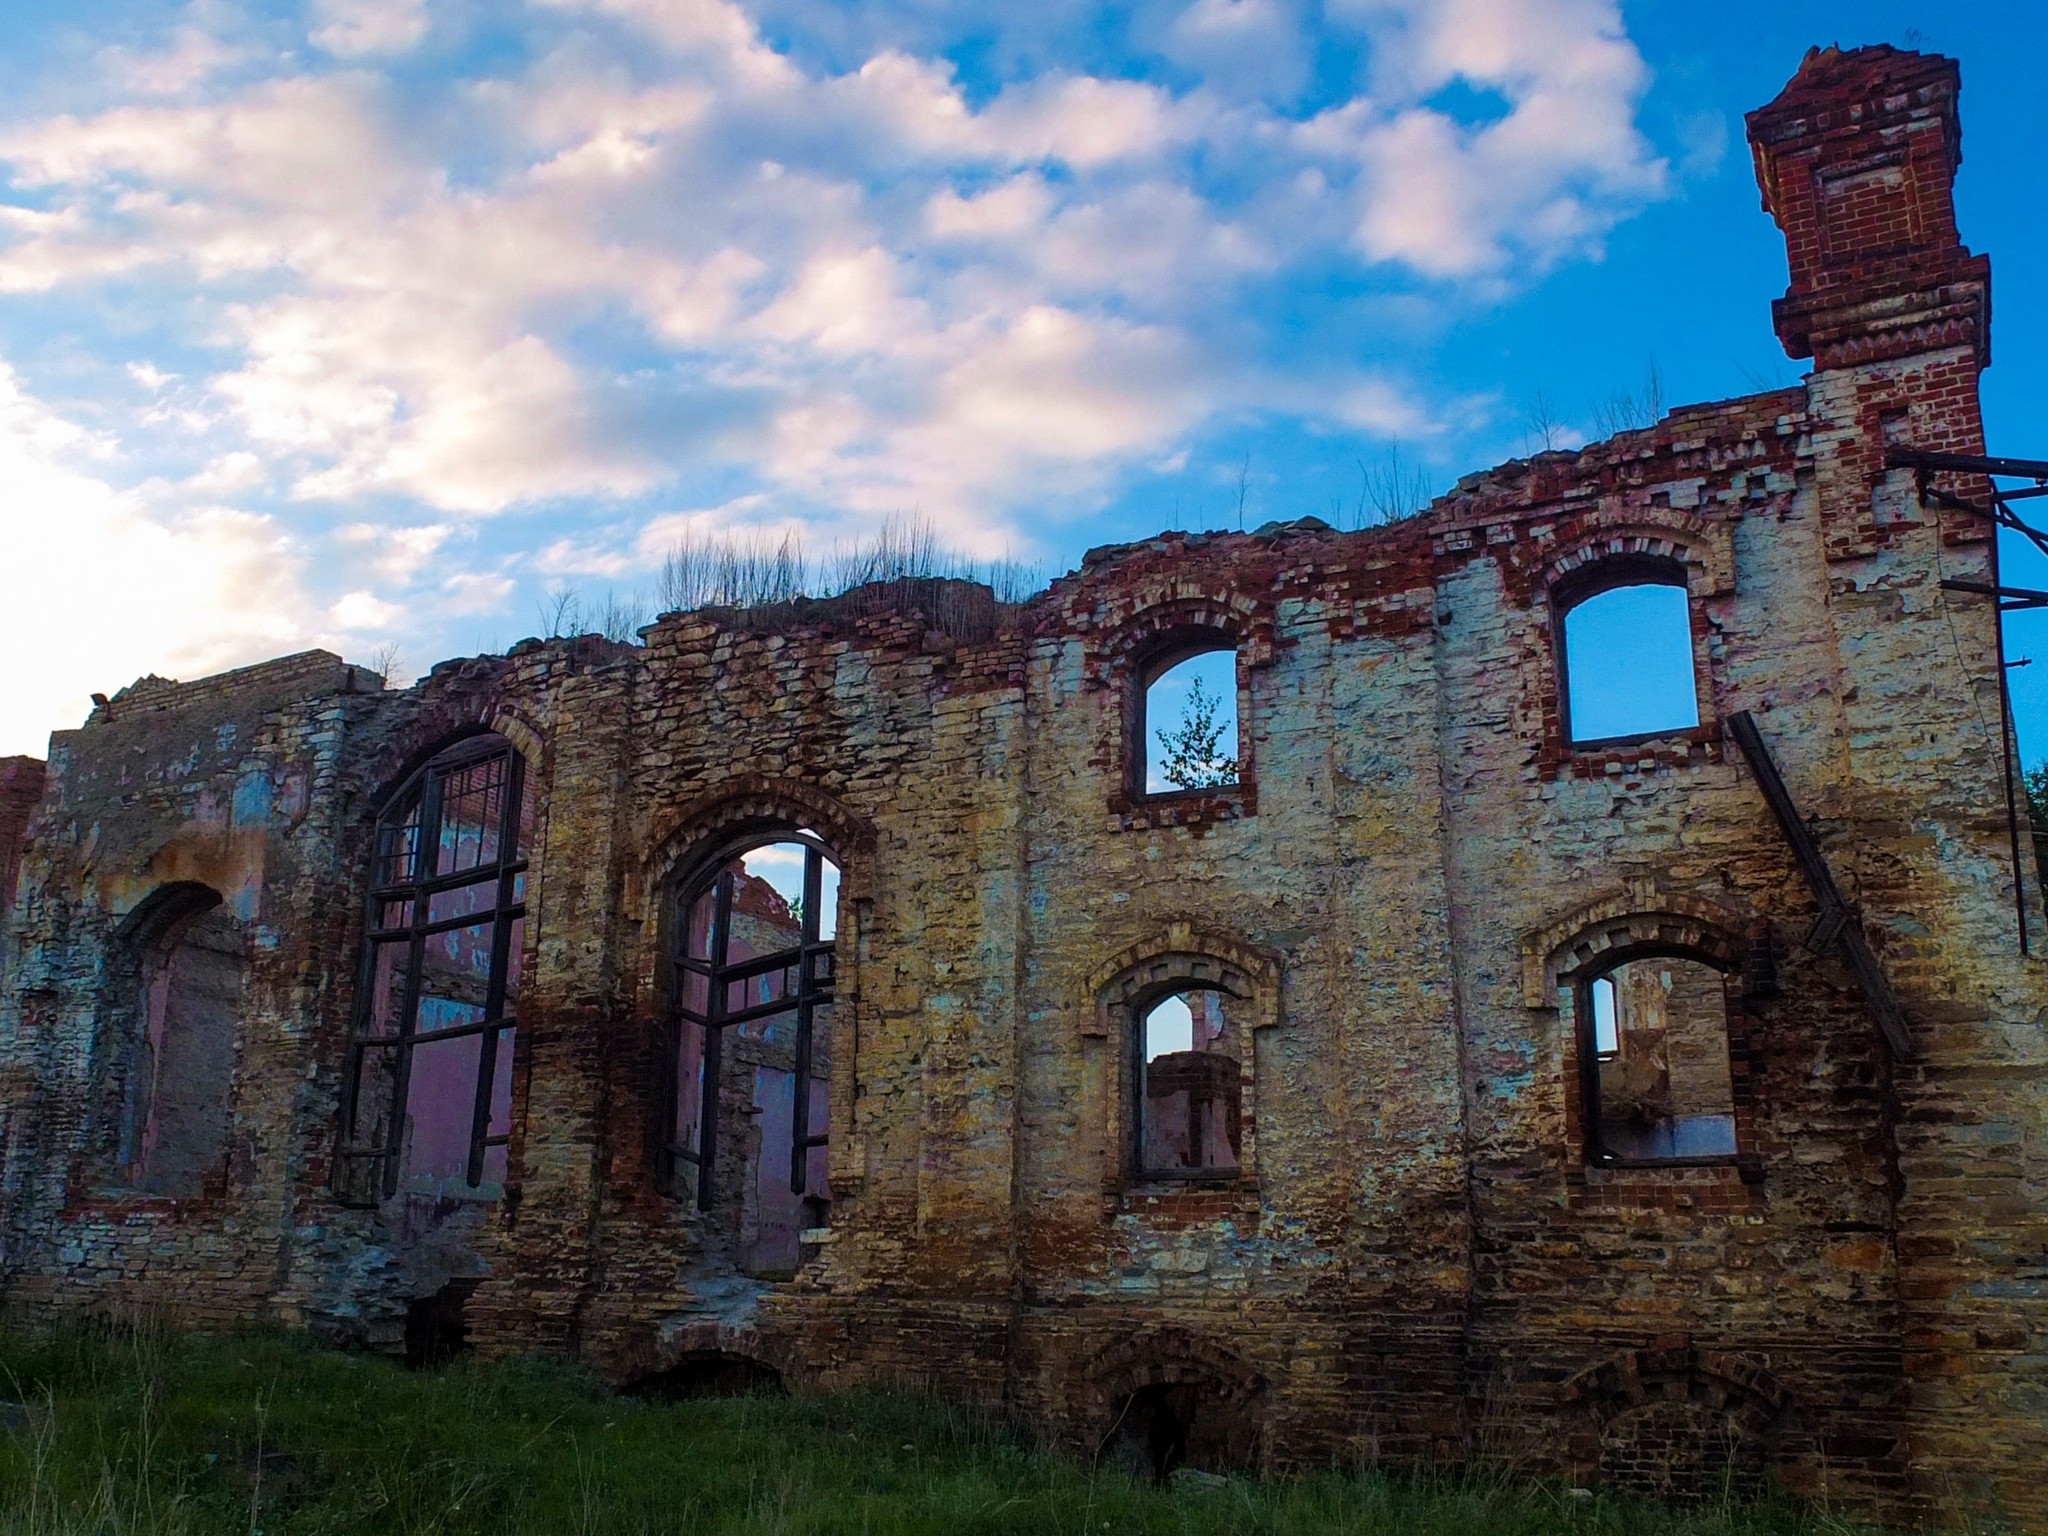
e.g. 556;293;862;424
0;42;2041;1533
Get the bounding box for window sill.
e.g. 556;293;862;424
1591;1153;1764;1183
1116;1179;1259;1222
1557;723;1720;779
65;1188;205;1216
1109;783;1255;832
1569;1156;1762;1212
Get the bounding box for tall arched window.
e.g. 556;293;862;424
337;735;528;1205
663;832;838;1277
1139;642;1239;795
118;884;244;1197
1557;558;1700;745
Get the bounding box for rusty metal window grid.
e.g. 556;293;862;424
660;833;836;1212
336;738;527;1207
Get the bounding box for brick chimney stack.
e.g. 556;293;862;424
1747;45;1990;371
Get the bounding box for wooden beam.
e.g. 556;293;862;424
1726;711;1917;1060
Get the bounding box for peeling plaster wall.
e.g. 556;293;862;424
0;42;2043;1533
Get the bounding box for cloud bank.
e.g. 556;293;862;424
0;0;1667;754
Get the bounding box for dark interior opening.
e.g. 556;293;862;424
626;1351;785;1400
1104;1381;1253;1482
403;1278;479;1370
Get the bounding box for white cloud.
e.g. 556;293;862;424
100;26;245;96
1162;0;1310;101
633;495;777;560
441;571;517;614
328;590;405;629
0;4;1631;534
534;536;633;578
1313;0;1665;276
924;175;1051;242
333;521;453;584
0;365;320;756
311;0;431;58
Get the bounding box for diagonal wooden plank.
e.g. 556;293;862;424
1726;711;1917;1060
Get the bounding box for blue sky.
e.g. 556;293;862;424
1;1;2044;762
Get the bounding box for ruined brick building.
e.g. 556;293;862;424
2;44;2045;1528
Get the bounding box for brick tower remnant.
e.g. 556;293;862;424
1753;46;2046;1519
1;44;2044;1531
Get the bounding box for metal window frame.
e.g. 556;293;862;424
337;740;527;1205
660;831;837;1211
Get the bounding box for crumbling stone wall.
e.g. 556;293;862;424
0;42;2043;1532
0;758;43;967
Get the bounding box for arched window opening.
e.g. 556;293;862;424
665;833;839;1277
1559;570;1699;745
120;887;243;1196
338;735;529;1205
1141;646;1239;795
1137;988;1240;1177
1580;955;1736;1165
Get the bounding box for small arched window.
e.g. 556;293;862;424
664;832;839;1278
1557;560;1699;745
1579;954;1737;1165
1140;643;1239;795
338;734;528;1205
1136;987;1241;1178
119;885;244;1197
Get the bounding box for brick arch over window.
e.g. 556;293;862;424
1520;886;1752;1009
624;1318;797;1397
358;685;535;806
1542;528;1721;605
643;776;875;904
1084;925;1282;1188
1523;887;1765;1177
1560;1343;1790;1503
1086;926;1280;1028
1094;592;1277;674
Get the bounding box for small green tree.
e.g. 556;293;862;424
1155;675;1239;790
2026;762;2048;830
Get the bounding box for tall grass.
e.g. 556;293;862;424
0;1322;1934;1536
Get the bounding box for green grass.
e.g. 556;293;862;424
0;1322;1900;1536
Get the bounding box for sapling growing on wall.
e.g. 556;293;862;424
1155;675;1239;790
